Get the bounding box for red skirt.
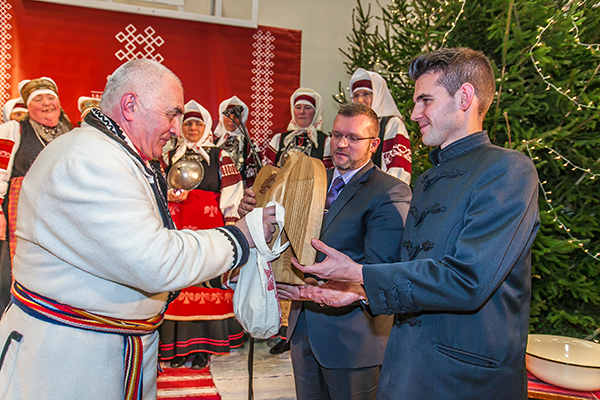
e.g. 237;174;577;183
165;189;235;320
160;189;245;359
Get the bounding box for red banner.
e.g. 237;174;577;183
1;0;301;149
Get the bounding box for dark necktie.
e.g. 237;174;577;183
325;176;345;212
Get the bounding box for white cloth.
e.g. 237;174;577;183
232;202;289;338
0;122;246;399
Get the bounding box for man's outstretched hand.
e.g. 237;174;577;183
299;281;367;308
290;239;364;283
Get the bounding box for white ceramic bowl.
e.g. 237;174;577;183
526;334;600;391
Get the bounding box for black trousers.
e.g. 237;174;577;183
290;308;381;400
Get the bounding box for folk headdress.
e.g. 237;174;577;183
284;88;323;148
171;100;215;164
349;68;401;119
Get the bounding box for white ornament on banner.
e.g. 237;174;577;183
0;0;13;108
115;24;165;63
250;30;275;151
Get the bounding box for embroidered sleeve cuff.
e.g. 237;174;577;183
218;225;250;268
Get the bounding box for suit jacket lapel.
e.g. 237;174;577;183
321;160;376;235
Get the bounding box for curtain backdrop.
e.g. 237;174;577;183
0;0;301;150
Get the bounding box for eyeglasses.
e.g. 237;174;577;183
330;131;377;144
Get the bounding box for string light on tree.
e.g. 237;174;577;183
441;0;467;47
529;1;600;111
524;139;600;261
360;0;469;80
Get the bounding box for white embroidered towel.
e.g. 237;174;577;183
232;201;290;339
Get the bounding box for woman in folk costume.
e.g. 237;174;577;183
2;98;28;123
214;96;260;187
343;68;412;185
0;78;72;258
158;100;246;369
262;88;327;355
264;88;328;167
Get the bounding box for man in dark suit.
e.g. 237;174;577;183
243;102;411;400
295;48;540;400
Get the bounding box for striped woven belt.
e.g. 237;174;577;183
11;281;164;400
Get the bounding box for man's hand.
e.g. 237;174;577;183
167;189;188;203
235;205;277;248
276;277;318;301
238;188;256;217
299;281;367;307
291;239;364;283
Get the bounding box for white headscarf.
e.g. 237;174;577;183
350;68;401;119
214;96;249;146
171;100;215;164
2;98;26;122
284;88;324;148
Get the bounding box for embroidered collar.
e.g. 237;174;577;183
429;131;491;166
84;108;174;229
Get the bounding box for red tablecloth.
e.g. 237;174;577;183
528;372;600;399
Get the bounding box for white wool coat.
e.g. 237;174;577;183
0;122;246;399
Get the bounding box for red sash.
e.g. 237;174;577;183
11;281;162;400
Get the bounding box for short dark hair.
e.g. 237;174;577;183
409;47;496;117
337;102;379;138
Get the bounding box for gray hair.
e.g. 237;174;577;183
101;59;182;114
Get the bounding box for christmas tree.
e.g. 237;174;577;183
339;0;600;337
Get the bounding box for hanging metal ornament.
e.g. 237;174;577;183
167;159;205;191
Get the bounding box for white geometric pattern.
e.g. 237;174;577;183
249;30;275;151
0;0;12;116
115;24;164;63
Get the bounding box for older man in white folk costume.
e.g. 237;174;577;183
0;59;276;399
344;68;412;185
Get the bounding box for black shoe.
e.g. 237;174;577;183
269;339;290;354
191;353;210;370
169;356;187;368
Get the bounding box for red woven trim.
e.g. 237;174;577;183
294;94;316;108
352;79;372;92
7;177;23;262
0;139;16;170
220;157;242;187
183;111;203;122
